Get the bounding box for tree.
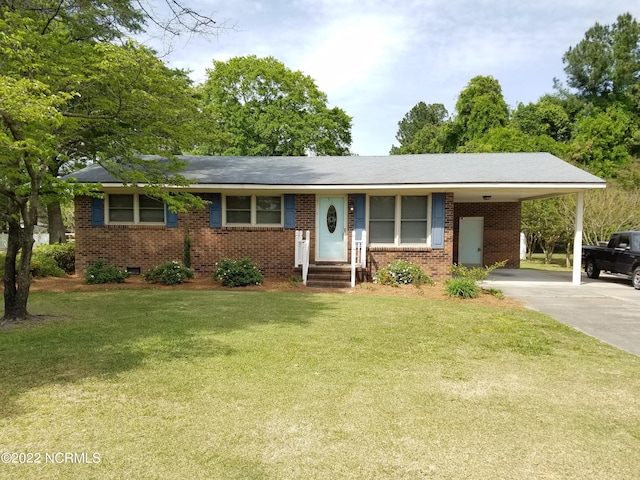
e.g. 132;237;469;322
521;199;566;264
459;126;567;157
1;2;218;323
570;103;636;178
455;75;509;145
511;100;571;142
582;185;640;245
390;102;449;154
198;55;352;156
563;12;640;104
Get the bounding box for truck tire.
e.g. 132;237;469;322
585;259;600;279
633;267;640;290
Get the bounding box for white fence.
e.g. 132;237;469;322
0;233;50;251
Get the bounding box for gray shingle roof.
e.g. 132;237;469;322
68;152;605;186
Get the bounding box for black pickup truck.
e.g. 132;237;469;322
582;231;640;289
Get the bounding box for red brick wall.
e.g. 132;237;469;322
453;202;521;268
366;193;455;282
75;195;307;278
75;194;519;282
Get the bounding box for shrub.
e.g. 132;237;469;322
0;244;75;278
183;228;191;268
212;258;264;287
85;260;130;284
373;260;434;287
445;278;480;298
30;254;66;277
450;260;507;282
143;261;194;285
448;260;507;299
33;243;75;274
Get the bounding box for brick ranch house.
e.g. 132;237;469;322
69;153;605;286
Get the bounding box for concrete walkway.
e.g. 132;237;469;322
482;269;640;356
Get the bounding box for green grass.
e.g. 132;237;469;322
521;252;573;271
1;290;639;479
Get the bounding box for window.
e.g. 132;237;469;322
225;195;282;226
226;196;251;224
107;194;165;224
369;195;429;245
369;196;395;243
256;196;282;224
109;194;134;222
401;196;428;243
139;195;165;223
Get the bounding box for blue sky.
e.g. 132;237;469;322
142;1;640;156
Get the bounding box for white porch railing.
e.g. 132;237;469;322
351;230;367;287
295;230;310;285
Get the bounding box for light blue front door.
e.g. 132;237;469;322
318;196;347;261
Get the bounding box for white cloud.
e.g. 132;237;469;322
296;14;411;98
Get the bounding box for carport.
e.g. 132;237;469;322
444;153;605;285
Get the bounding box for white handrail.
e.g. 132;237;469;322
295;230;310;285
360;230;367;268
351;230;367;287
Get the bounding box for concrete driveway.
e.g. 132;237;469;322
482;269;640;356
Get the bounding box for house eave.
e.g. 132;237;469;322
94;181;606;190
89;181;605;203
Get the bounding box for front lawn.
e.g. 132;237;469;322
1;289;639;479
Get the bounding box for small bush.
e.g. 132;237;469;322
448;260;507;299
85;260;130;284
183;229;191;268
213;258;264;287
143;261;194;285
0;244;75;278
445;278;479;298
484;287;504;299
30;254;66;277
373;260;434;287
450;260;507;282
33;243;75;274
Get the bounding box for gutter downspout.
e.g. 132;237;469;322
572;192;584;286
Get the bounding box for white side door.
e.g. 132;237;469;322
458;217;484;266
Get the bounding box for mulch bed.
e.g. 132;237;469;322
27;274;523;308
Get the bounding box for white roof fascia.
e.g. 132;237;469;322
96;182;606;191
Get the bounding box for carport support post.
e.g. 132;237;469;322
572;192;584;286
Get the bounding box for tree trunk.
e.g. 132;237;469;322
525;233;536;261
47;201;66;244
2;199;35;324
565;241;573;268
541;241;556;264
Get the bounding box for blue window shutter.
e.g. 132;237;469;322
354;194;366;240
284;194;296;229
91;198;104;226
166;204;178;227
431;193;445;249
209;193;222;228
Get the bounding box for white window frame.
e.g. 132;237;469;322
223;195;283;227
367;194;432;247
105;194;166;225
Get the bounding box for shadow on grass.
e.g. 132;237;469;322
0;289;333;418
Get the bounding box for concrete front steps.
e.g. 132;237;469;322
299;264;366;288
